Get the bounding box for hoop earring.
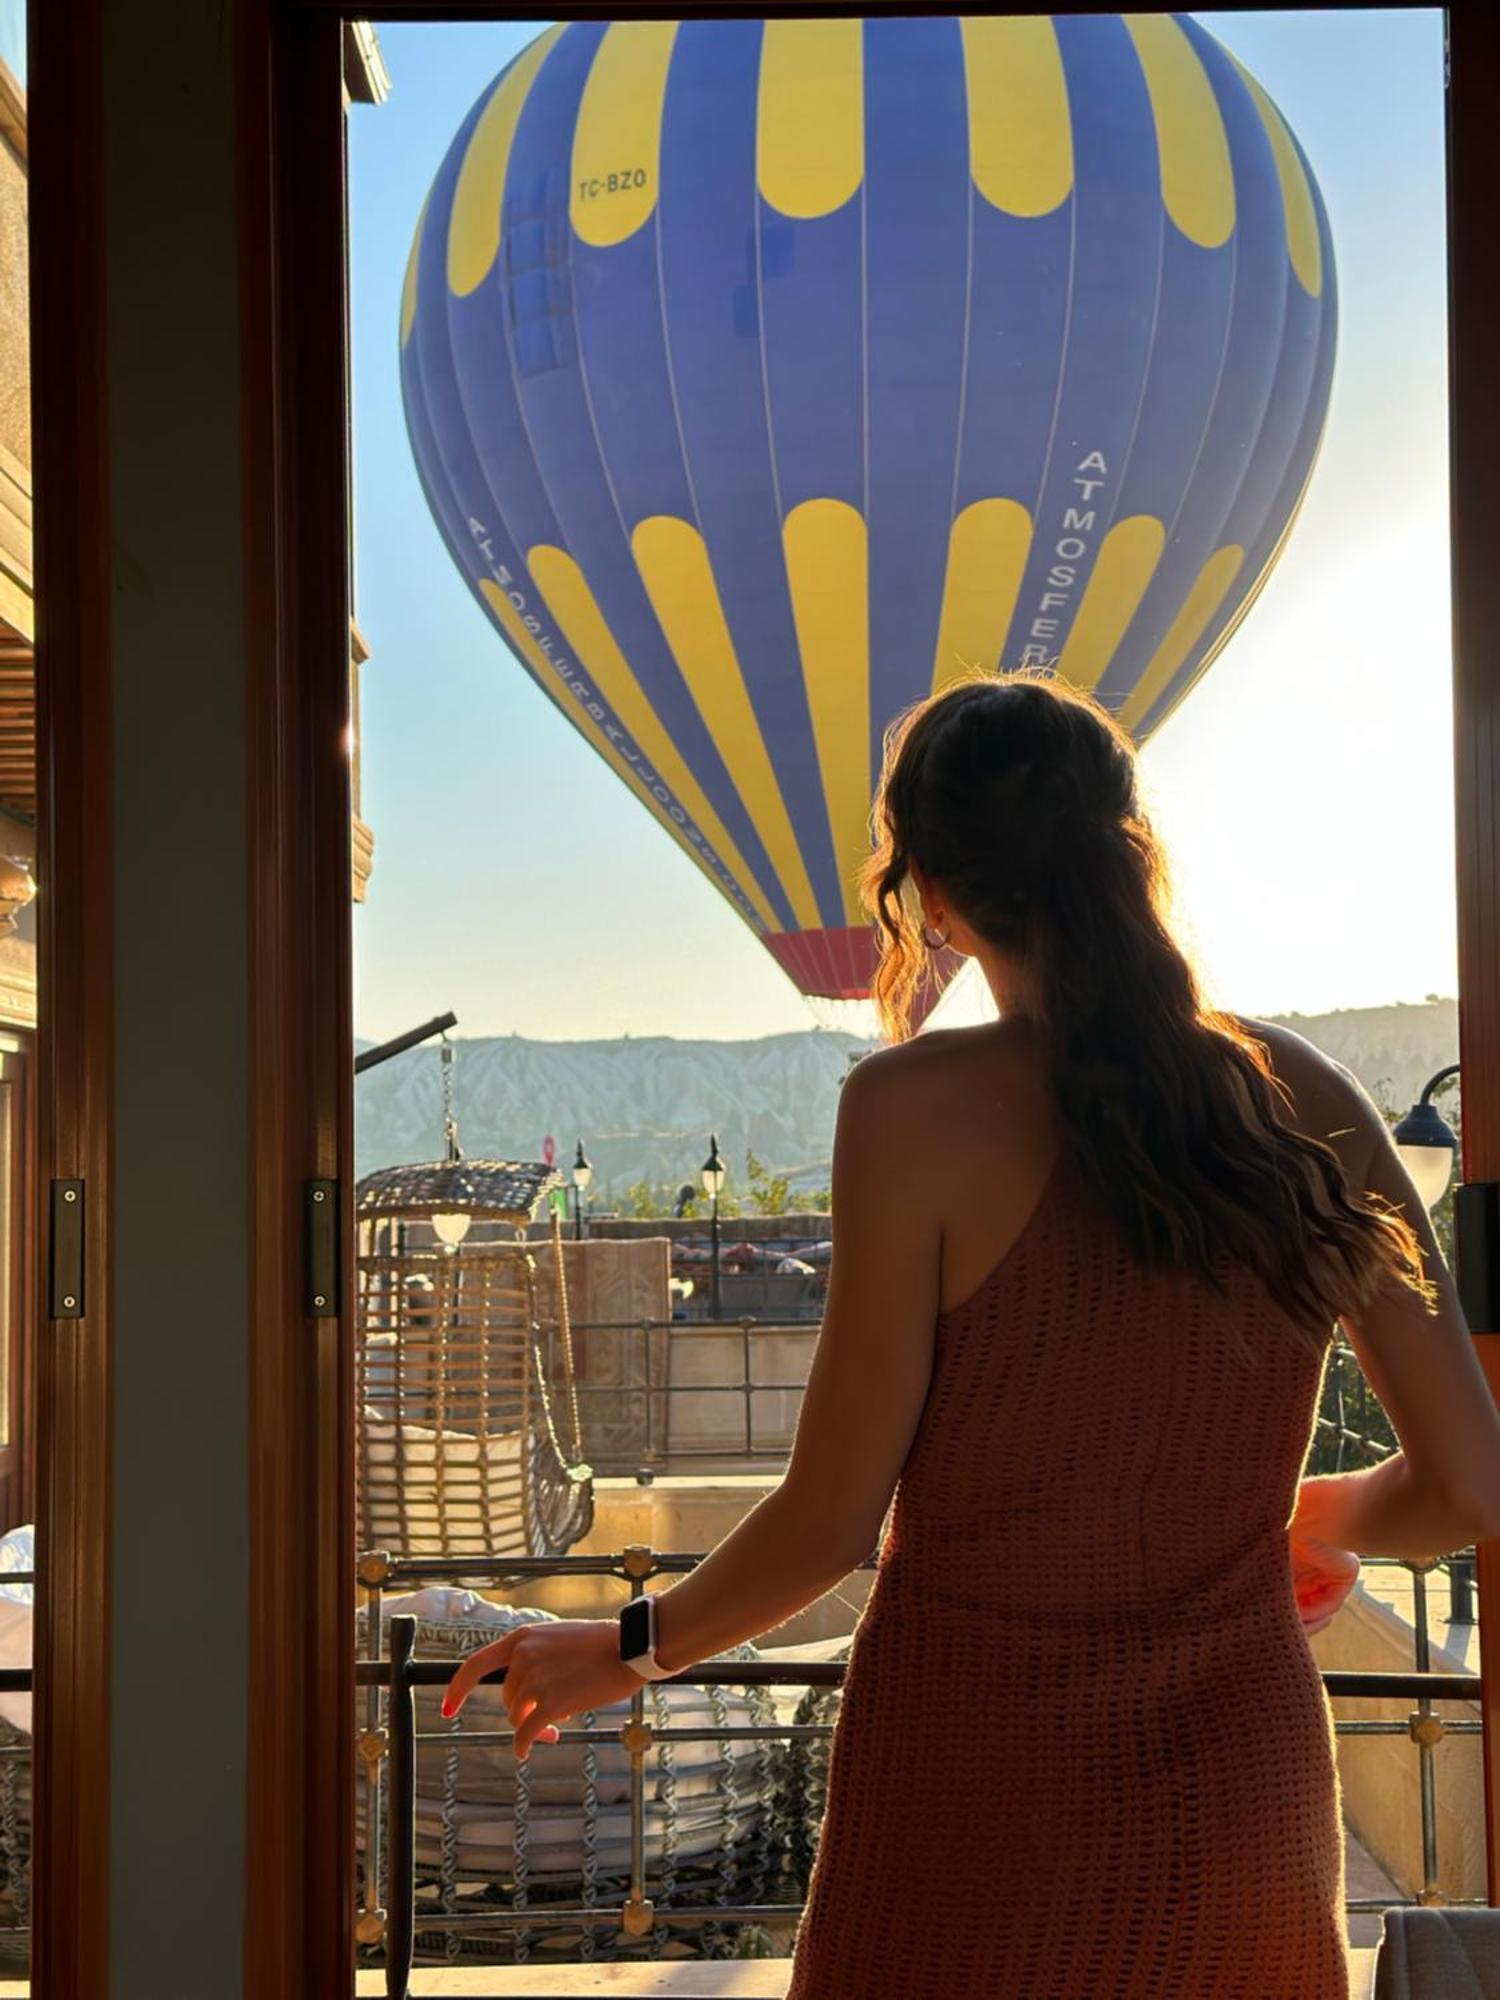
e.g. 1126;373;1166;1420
921;921;951;952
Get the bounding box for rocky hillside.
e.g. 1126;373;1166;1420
354;1027;871;1193
354;999;1459;1192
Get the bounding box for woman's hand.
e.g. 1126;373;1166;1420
1288;1486;1362;1637
440;1619;644;1760
1290;1531;1361;1636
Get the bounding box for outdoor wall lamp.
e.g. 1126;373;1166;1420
1393;1063;1460;1211
1388;1061;1500;1337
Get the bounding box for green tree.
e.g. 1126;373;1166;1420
622;1179;669;1219
744;1149;793;1217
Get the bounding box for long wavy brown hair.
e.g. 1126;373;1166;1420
862;669;1434;1351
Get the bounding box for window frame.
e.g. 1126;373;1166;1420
25;5;1500;1995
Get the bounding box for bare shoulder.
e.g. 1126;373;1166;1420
846;1019;1035;1086
839;1020;1044;1136
1227;1014;1380;1151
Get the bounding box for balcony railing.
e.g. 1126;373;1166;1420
561;1321;1446;1497
357;1544;1490;1995
563;1315;818;1477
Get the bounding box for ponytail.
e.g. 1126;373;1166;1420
861;670;1433;1351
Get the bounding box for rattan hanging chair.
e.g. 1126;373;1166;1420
355;1157;594;1566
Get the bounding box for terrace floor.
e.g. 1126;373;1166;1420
0;1942;1393;1995
341;1954;1386;1995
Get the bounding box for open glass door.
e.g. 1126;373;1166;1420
337;11;1500;1994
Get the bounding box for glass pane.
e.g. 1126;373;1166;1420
349;9;1461;1979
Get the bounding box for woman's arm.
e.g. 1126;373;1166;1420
1292;1057;1500;1562
652;1049;944;1670
442;1050;946;1751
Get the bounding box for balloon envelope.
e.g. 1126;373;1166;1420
401;14;1336;1002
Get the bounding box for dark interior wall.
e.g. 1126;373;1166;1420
103;0;249;1986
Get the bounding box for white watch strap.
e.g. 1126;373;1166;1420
624;1647;674;1682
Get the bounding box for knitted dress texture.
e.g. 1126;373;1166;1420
785;1145;1349;1999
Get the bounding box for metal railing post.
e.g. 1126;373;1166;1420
1451;1549;1477;1624
1408;1559;1447;1904
357;1551;390;1950
621;1545;656;1942
386;1613;417;1999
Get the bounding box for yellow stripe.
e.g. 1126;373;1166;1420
525;545;781;933
1055;516;1166;691
783;500;870;924
960;18;1072;217
400;193;429;348
1123;15;1233;249
1117;545;1244;733
448;27;564;296
479;579;760;925
1232;56;1322;297
570;22;678;248
633;517;820;929
932;500;1033;692
757;20;863;220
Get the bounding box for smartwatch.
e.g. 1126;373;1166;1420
619;1594;673;1681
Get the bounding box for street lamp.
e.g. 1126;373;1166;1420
701;1133;726;1318
571;1140;593;1242
1393;1063;1460;1211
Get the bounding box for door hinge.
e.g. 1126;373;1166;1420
1454;1180;1499;1334
305;1178;340;1318
50;1178;84;1320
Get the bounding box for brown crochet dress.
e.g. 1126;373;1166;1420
786;1144;1350;2000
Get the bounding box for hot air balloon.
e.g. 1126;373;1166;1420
400;14;1335;1005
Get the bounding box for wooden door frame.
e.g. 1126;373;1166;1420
1447;0;1500;1907
29;1;358;1993
29;0;114;1989
0;1033;39;1533
241;8;359;1995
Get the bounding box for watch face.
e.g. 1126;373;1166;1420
620;1595;654;1660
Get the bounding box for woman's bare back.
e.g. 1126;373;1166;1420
862;1013;1365;1318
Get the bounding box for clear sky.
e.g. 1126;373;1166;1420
348;10;1453;1045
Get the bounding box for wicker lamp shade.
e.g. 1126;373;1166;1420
355;1157;563;1230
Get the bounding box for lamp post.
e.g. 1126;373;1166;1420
1392;1064;1474;1622
571;1140;593;1242
1393;1063;1460;1213
701;1133;726;1319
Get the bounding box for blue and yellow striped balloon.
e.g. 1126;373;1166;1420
401;15;1335;1003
